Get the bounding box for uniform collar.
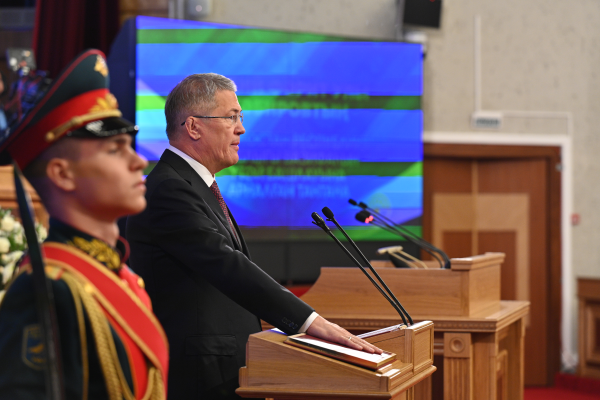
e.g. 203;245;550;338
46;218;128;271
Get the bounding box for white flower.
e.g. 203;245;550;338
0;237;10;253
2;251;23;284
1;216;15;232
14;234;23;245
36;225;48;242
5;251;22;265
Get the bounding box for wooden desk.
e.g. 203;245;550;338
578;277;600;379
307;301;528;400
279;254;530;400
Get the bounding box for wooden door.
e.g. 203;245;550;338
423;144;561;386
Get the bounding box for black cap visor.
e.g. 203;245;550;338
66;117;139;138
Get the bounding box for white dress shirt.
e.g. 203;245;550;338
167;145;319;333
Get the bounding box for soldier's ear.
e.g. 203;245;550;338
45;158;76;192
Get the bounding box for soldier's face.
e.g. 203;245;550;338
69;134;148;220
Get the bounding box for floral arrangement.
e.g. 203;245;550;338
0;207;47;292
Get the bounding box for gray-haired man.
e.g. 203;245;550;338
127;73;380;400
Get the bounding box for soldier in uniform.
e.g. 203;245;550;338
0;50;169;399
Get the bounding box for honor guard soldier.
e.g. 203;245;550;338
0;50;169;399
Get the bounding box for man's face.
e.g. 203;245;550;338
195;90;245;174
69;134;148;220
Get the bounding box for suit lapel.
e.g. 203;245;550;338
160;150;242;251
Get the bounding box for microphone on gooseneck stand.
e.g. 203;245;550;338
355;199;450;267
321;207;413;325
351;199;415;238
355;210;446;269
350;199;451;269
353;199;426;244
311;212;408;326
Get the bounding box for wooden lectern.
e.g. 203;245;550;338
272;253;529;400
238;321;436;400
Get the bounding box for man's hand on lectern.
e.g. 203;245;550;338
306;316;383;354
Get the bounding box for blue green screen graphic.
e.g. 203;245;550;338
135;16;423;239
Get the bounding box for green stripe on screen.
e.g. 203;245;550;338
217;161;422;177
137;96;166;110
136;95;421;111
333;226;422;241
146;160;422;178
239;95;421;110
147;161;422;177
138;29;370;44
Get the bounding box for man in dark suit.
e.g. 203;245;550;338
126;73;380;400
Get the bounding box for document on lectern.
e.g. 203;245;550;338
285;333;396;370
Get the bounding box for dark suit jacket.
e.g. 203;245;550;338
126;150;314;399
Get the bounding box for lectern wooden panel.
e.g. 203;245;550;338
238;321;436;400
279;253;529;400
301;253;503;320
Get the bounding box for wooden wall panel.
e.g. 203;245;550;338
479;232;516;300
422;158;472;261
423;143;562;386
478;159;548;385
443;232;472;259
596;318;600;351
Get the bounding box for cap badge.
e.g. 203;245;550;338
94;55;108;77
90;93;118;113
85;120;104;133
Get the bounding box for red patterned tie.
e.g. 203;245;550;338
210;180;241;248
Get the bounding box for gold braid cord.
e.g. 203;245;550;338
61;274;89;400
60;271;165;400
141;368;165;400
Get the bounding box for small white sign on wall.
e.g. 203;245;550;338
471;111;503;129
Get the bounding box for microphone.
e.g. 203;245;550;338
355;210;374;223
378;245;429;269
356;211;421;263
355;209;446;268
311;211;409;325
349;199;451;269
356;211;405;240
351;198;426;241
321;207;413;325
311;212;331;232
349;198;369;210
351;198;421;239
353;198;442;246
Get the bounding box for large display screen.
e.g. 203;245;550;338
135;16;423;240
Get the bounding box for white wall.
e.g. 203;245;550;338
199;0;600;367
